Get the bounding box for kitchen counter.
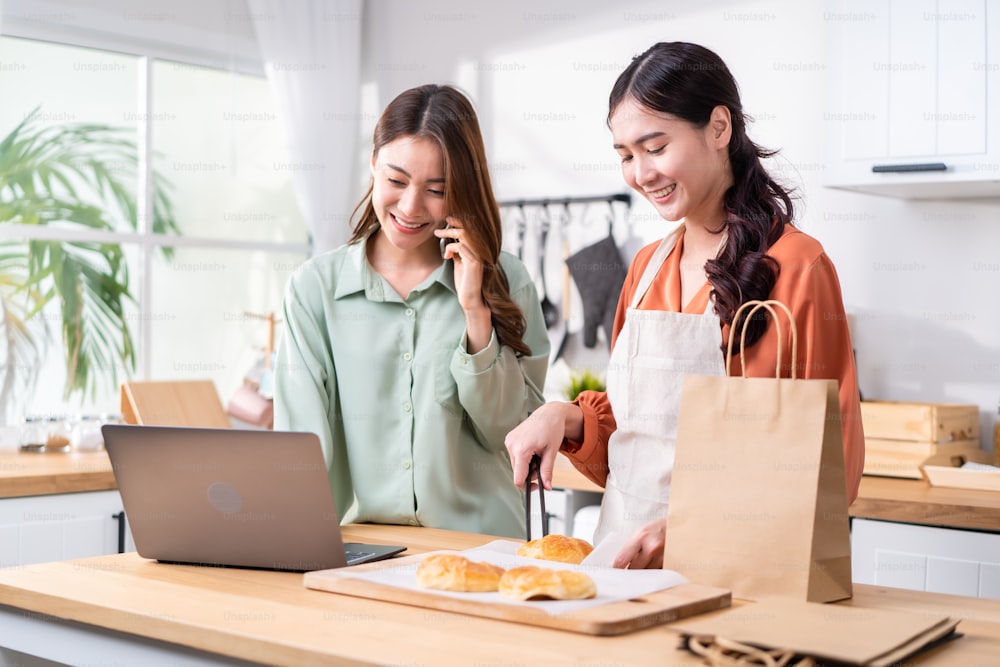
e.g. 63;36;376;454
849;475;1000;532
0;449;115;498
1;524;999;666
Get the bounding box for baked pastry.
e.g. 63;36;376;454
516;534;593;564
499;565;597;601
415;554;505;592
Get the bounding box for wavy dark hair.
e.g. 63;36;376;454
608;42;794;349
349;84;530;356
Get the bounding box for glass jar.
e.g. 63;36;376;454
18;416;47;452
71;414;105;452
43;415;72;452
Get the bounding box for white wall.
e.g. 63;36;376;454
362;0;1000;448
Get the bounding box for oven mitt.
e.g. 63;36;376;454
566;235;628;349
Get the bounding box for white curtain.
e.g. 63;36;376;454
248;0;363;255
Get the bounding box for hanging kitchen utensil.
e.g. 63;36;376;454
515;204;527;260
537;206;559;329
552;202;573;363
567;203;628;349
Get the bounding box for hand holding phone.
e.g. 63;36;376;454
439;223;457;259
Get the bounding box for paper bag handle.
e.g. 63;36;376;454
724;299;798;379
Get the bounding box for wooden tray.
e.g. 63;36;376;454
919;448;998;491
922;465;1000;492
863;439;983;479
304;553;731;636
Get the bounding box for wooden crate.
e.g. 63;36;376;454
860;400;979;443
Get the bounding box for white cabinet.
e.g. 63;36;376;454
824;0;1000;198
0;490;134;567
852;517;1000;599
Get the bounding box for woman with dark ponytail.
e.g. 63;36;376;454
275;84;549;538
506;42;864;567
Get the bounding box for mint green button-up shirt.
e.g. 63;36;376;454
273;238;549;538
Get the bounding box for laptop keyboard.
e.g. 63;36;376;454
345;550;376;565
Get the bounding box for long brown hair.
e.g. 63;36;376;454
349;84;530;357
609;42;793;349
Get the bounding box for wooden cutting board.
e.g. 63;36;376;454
304;553;730;636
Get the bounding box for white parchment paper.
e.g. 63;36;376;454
335;539;687;616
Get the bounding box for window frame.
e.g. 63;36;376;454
0;25;311;384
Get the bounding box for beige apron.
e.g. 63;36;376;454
594;227;726;544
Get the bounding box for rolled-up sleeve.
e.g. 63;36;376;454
561;390;616;487
453;255;550;452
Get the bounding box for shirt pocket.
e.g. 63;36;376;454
433;344;463;416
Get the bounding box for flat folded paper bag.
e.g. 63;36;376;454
670;598;960;666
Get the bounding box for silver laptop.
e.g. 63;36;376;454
102;424;406;571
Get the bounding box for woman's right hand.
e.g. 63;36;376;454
504;402;582;492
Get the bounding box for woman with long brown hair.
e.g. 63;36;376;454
275;84;549;538
505;42;864;566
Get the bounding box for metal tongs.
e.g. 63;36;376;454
524;454;549;541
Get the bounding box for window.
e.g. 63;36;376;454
0;34;308;424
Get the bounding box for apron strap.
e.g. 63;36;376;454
629;226;683;309
629;226;724;316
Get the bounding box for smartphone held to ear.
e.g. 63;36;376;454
440;224;456;258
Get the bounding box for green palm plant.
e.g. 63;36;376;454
0;108;179;418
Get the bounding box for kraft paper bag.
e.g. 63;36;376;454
670;598;960;666
663;300;853;603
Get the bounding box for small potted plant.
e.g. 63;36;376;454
562;367;606;401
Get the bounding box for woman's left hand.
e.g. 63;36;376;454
612;518;666;569
435;217;492;353
435;217;485;311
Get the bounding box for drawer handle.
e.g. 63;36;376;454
871;162;948;173
112;511;127;553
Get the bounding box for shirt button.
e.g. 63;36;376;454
408;519;418;526
402;460;412;470
404;308;414;317
403;352;412;362
403;402;412;412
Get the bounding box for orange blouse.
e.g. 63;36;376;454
564;224;865;504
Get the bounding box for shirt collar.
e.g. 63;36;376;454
333;235;457;301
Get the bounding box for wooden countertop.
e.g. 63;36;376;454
0;449;116;498
849;475;1000;531
1;524;999;666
